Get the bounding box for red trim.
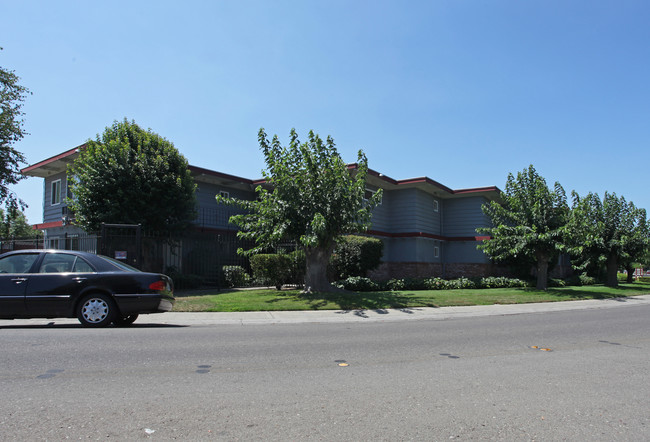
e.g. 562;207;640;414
452;186;500;195
348;164;499;195
367;230;491;242
394;177;454;193
188;165;254;184
33;221;63;230
21;145;85;174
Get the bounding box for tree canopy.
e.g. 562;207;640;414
0;49;30;209
567;191;649;287
68;119;196;234
218;128;382;292
0;207;37;238
477;165;569;290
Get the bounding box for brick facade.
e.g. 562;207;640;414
368;261;513;280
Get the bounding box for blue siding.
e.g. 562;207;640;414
194;182;256;230
369;185;390;231
384;237;442;263
443;196;489;237
381;188;442;234
446;241;491;263
43;172;67;223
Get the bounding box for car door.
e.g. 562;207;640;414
0;252;41;318
25;252;95;317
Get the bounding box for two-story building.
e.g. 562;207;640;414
21;145;502;279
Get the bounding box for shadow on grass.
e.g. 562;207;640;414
523;283;650;300
264;290;439;311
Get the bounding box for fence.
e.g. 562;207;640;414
0;236;44;253
0;230;256;287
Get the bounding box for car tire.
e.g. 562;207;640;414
113;314;139;326
77;293;116;327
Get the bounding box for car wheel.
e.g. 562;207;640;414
77;294;116;327
113;314;139;326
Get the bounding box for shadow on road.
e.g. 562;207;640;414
0;322;187;330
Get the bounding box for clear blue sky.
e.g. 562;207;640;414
3;1;649;224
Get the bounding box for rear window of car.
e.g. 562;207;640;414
98;255;142;272
38;253;95;273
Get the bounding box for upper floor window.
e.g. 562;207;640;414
51;180;62;205
433;199;439;212
219;191;230;199
364;188;382;205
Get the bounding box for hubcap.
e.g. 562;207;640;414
82;298;109;323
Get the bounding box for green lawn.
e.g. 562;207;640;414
173;282;650;312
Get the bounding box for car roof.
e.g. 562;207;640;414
0;249;126;272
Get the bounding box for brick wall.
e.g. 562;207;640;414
368;261;512;280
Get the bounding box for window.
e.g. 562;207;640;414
0;253;39;273
219;191;230;199
66;177;74;199
38;253;94;273
51;180;61;205
434;246;440;258
73;257;94;273
364;188;382;205
433;199;439;212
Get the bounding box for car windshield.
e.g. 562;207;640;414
99;255;142;272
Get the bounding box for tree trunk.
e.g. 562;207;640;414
605;253;619;288
535;250;549;291
304;245;336;293
626;264;635;283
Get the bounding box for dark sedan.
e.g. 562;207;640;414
0;249;174;327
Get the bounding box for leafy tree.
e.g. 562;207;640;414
330;235;384;280
218;128;382;292
0;207;37;238
68;119;196;234
568;191;649;287
0;48;31;209
619;208;649;283
477;165;569;290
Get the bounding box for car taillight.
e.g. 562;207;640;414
149;280;166;291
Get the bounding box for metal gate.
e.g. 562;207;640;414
99;223;142;268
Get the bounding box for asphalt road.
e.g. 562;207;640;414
1;303;649;441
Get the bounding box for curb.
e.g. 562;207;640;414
4;295;649;328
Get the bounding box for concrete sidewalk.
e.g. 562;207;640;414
4;295;650;327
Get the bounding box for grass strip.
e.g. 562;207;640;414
173;282;650;312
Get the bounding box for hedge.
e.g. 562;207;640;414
329;235;383;280
250;250;306;290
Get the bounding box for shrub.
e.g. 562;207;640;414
334;276;380;291
548;278;566;287
222;265;251;288
447;277;477;289
563;274;597;286
478;276;528;289
164;266;203;290
386;278;405;291
330;235;383;280
423;277;448;290
250;254;291;290
385;278;430;291
579;274;596;285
